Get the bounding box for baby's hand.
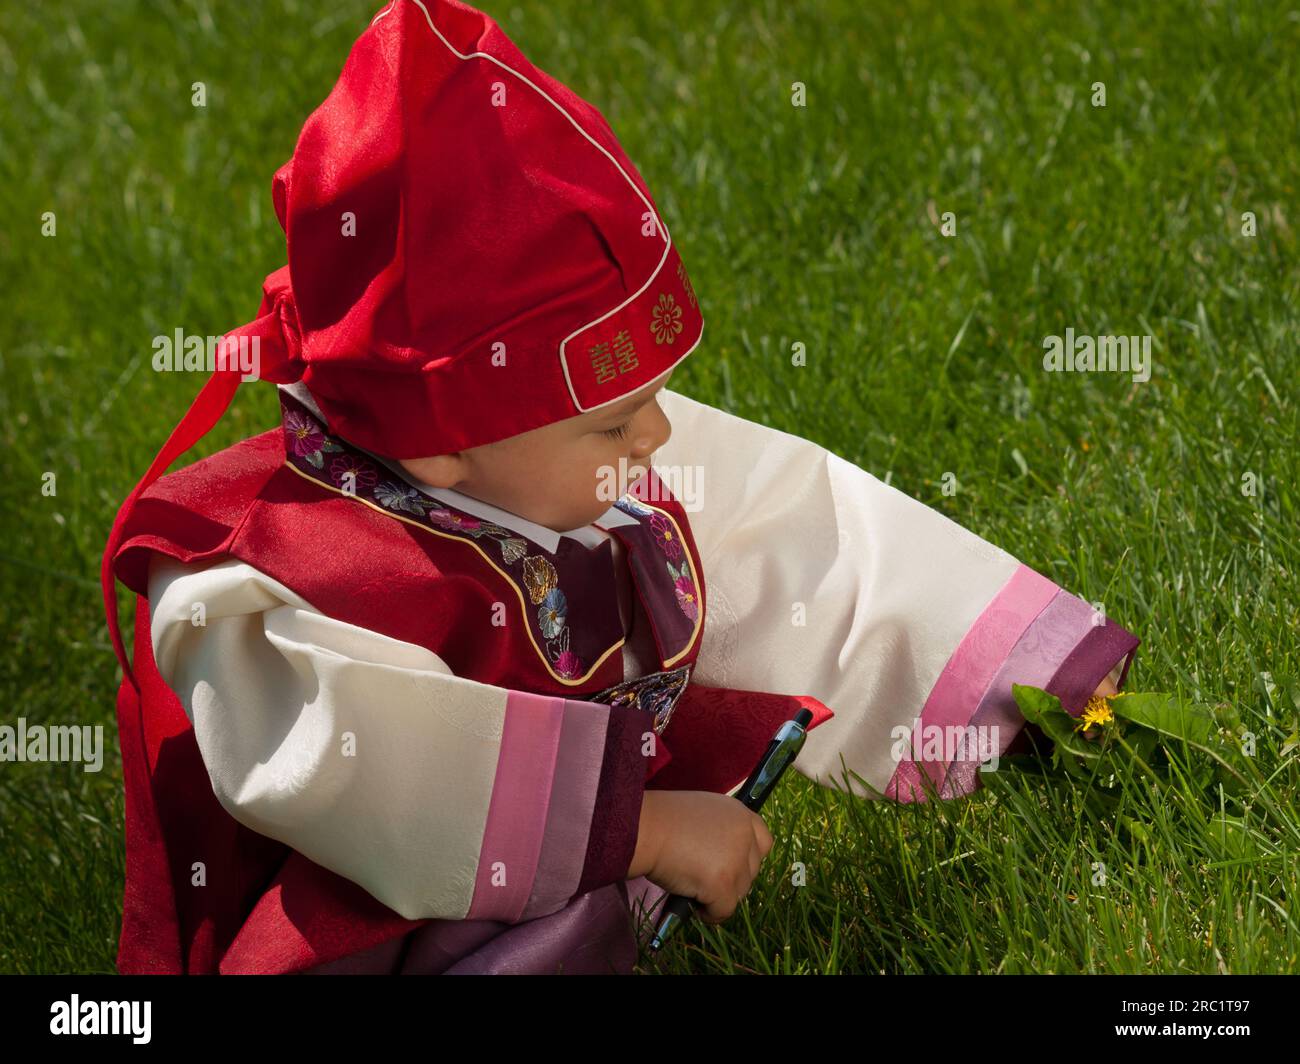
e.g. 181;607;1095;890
628;789;773;924
1094;674;1120;698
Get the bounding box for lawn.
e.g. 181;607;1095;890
0;0;1296;974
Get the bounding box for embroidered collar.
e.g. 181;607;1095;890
276;383;704;684
278;382;639;553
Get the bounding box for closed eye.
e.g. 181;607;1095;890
601;421;631;441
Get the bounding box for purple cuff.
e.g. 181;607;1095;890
1045;620;1139;716
889;565;1140;803
576;702;654;896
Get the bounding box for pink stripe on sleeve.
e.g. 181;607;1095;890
938;589;1090;798
887;565;1058;802
518;699;613;920
466;690;569;922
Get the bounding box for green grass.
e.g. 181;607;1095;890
1;0;1297;974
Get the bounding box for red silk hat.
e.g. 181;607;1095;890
271;0;704;456
102;0;703;686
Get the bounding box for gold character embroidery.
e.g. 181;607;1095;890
676;261;697;308
612;329;639;374
588;341;616;384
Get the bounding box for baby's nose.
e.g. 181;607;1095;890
636;416;671;455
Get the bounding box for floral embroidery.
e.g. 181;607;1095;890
547;627;584;680
554;651;583;679
428;508;482;534
541;583;583;677
650;513;682;560
329;454;378;494
538;588;567;639
676;261;697;309
374;480;428;516
285;410;324;454
522;554;559;605
611;496;702;636
668;560;698;622
281;392;598;683
650;292;683;345
499;536;528;564
591;664;692;734
614;495;654;518
282;378;711;683
286;410;343;469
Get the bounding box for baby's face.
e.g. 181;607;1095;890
398;368;675;532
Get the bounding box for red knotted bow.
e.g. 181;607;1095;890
101;266;304;688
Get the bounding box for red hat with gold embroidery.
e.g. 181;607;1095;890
102;0;703;677
264;0;704;456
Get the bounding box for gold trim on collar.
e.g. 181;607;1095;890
595;497;704;668
281;460;625;687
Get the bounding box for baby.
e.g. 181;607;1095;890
393;363;776;928
102;0;1135;976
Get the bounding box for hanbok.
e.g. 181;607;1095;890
105;382;1136;973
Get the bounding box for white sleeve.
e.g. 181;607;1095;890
146;555;651;923
652;388;1139;800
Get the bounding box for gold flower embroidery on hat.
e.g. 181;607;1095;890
650;292;683;344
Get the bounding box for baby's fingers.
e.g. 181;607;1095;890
1094;674;1119;697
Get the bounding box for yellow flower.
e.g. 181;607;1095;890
1076;695;1115;732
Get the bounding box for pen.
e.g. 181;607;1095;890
647;707;815;952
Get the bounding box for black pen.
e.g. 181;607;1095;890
647;707;815;952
